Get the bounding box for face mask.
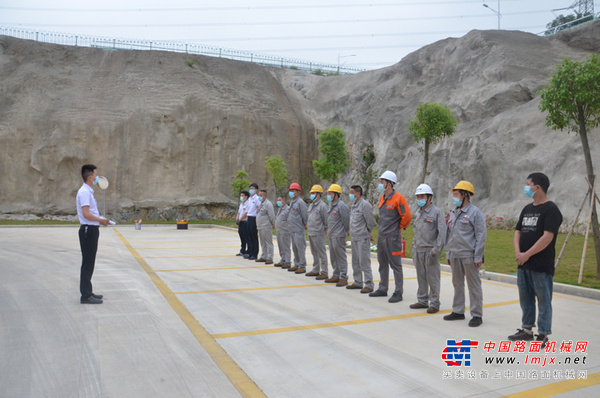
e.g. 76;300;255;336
277;201;283;207
453;197;463;207
240;196;244;202
327;195;334;202
310;194;317;201
93;176;99;185
524;186;535;198
416;199;427;208
349;194;356;202
378;183;385;192
289;191;295;199
258;196;264;202
249;189;255;195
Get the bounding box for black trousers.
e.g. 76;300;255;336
238;221;249;254
247;216;259;257
79;225;99;299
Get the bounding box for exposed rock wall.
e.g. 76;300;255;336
0;21;599;222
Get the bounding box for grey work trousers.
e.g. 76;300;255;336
276;230;291;265
290;231;307;269
258;228;273;260
309;234;328;275
329;236;348;280
376;235;403;294
350;238;373;289
449;256;483;318
413;250;441;309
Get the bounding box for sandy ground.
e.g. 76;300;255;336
1;225;599;397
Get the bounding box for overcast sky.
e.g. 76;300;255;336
1;0;598;70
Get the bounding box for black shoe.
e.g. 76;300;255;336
469;317;483;327
443;312;465;321
81;296;103;304
248;256;257;260
91;293;103;300
508;328;534;341
236;252;243;256
243;254;249;259
537;334;548;349
369;290;387;297
388;293;403;303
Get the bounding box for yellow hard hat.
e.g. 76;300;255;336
327;184;343;194
310;184;324;193
452;181;475;196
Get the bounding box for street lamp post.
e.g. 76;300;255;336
337;54;356;74
483;1;501;30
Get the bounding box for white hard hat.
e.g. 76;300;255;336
379;170;397;183
415;183;434;196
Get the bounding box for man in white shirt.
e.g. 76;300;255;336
76;164;109;304
246;183;261;260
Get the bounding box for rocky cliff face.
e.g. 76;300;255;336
1;21;599;221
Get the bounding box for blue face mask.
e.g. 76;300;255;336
349;194;356;202
276;201;283;207
93;176;99;185
453;197;463;207
378;183;385;192
240;196;244;202
310;194;317;201
416;199;427;208
524;186;534;198
327;195;334;202
258;196;264;202
249;189;255;195
289;191;295;199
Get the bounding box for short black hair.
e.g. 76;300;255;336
350;185;363;196
259;189;267;194
81;164;96;182
250;183;259;189
527;172;550;193
241;191;250;198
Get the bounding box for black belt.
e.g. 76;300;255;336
81;224;99;228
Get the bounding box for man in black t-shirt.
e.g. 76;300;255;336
509;173;562;348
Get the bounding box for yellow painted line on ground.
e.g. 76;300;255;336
136;246;240;250
212;299;521;339
127;240;237;244
174;277;422;295
155;266;274;272
144;254;238;259
553;293;600;305
502;371;600;398
113;228;265;398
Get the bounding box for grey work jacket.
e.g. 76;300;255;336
445;202;487;262
307;199;329;236
256;199;276;230
327;199;350;238
275;204;290;233
350;198;377;240
412;203;446;256
287;197;308;233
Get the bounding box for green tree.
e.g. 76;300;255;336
265;155;289;198
312;127;350;183
544;13;593;36
230;170;250;198
539;54;600;279
408;102;458;183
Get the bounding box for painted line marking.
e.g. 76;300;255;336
212;299;521;339
502;371;600;398
144;254;239;259
155;266;274;272
113;228;265;398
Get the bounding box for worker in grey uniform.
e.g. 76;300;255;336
369;170;411;303
286;182;308;273
256;189;276;264
347;185;377;294
306;184;329;279
410;183;445;313
274;196;291;268
444;180;487;327
324;184;350;287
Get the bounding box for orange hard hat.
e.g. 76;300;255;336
289;182;302;191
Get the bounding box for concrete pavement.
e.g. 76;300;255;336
1;225;599;397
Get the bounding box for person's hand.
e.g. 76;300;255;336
516;252;530;266
99;218;110;226
370;234;374;242
431;251;437;257
475;261;483;269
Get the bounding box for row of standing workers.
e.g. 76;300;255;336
236;170;487;328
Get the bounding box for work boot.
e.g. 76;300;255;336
315;273;328;280
325;277;339;283
265;260;273;264
295;268;306;274
274;262;283;267
443;312;466;321
288;267;298;272
255;258;267;262
409;303;428;309
369;290;387;297
336;279;348;287
305;271;319;276
508;328;534;341
81;296;103;304
426;307;439;314
346;283;363;290
281;264;291;269
388;293;403;303
360;287;373;294
469;317;483;327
